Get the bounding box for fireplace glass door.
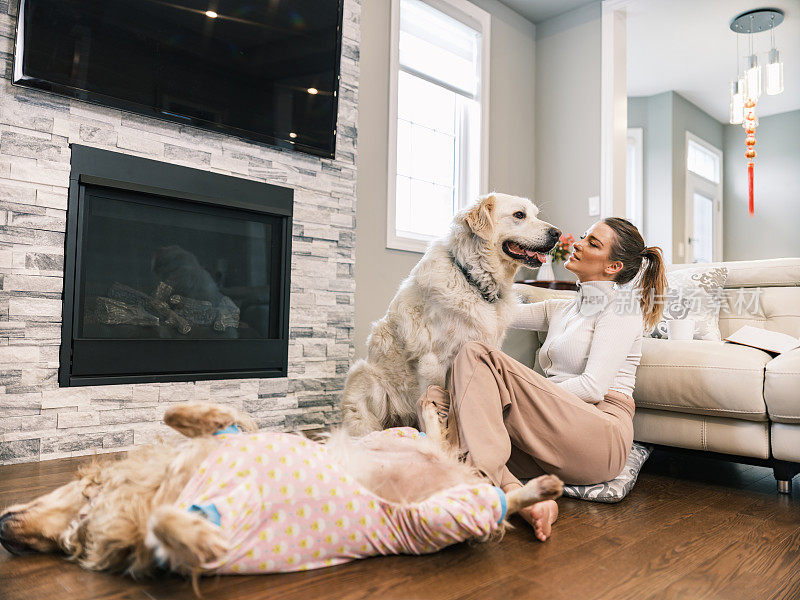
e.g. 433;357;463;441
78;186;281;341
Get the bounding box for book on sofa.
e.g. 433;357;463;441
724;325;800;355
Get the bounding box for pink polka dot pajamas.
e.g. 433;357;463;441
175;427;507;573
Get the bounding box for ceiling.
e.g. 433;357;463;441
495;0;596;23
495;0;798;122
626;0;800;122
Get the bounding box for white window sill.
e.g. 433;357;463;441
386;232;434;253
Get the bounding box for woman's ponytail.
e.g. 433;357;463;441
602;217;668;330
639;246;667;330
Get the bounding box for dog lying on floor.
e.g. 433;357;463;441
0;401;562;587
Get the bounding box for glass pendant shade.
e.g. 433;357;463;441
766;48;784;95
729;81;744;124
745;54;761;100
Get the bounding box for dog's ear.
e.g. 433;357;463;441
464;195;496;240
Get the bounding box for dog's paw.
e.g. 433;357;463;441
506;474;564;514
416;386;452;445
193;525;229;565
532;474;563;500
164;402;257;437
146;506;229;570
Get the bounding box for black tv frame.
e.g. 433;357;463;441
60;145;294;387
12;0;345;159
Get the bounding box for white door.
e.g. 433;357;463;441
685;133;723;263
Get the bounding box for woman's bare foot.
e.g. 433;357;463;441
519;500;559;542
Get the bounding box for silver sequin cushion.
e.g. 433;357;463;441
561;443;652;503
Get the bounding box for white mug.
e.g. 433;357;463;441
667;319;695;341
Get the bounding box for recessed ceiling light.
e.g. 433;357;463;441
205;10;218;18
307;87;319;95
289;132;297;138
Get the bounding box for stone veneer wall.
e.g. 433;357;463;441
0;0;360;464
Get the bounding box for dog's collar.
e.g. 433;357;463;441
449;251;502;304
214;424;242;435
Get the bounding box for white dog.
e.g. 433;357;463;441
341;193;560;435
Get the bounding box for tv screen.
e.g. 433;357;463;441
13;0;344;158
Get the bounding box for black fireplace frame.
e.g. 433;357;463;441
60;145;293;387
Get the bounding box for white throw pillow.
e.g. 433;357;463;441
650;266;728;341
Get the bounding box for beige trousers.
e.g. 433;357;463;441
417;341;635;489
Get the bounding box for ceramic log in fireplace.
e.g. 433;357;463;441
60;145;293;386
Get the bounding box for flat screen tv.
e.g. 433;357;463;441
13;0;344;158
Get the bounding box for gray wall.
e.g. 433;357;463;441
627;91;722;263
534;2;602;281
628;93;673;262
723;110;800;261
353;0;537;358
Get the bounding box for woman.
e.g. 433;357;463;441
418;217;667;542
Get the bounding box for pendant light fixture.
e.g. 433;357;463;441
729;8;785;217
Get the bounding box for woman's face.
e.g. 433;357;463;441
564;221;621;282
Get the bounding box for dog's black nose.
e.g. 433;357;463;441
0;512;14;537
548;227;561;240
0;512;30;556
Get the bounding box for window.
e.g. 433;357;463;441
687;139;720;184
387;0;490;252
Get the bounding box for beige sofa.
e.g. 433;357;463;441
504;258;800;494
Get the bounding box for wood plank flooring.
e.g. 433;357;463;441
0;449;798;600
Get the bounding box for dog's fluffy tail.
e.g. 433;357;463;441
340;359;391;436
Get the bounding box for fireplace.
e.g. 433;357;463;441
60;145;293;386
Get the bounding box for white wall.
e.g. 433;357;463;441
533;2;602;281
353;0;537;358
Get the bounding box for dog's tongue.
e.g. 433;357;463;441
508;242;546;262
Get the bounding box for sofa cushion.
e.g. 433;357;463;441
718;287;800;340
633;339;772;421
633;409;770;459
771;423;800;462
671;257;800;288
765;348;800;423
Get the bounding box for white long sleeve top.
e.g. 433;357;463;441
511;280;644;404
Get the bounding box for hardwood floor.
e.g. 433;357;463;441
1;449;798;600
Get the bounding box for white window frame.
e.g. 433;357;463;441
684;131;723;263
386;0;491;253
626;127;643;231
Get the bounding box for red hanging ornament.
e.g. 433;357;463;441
743;99;757;216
